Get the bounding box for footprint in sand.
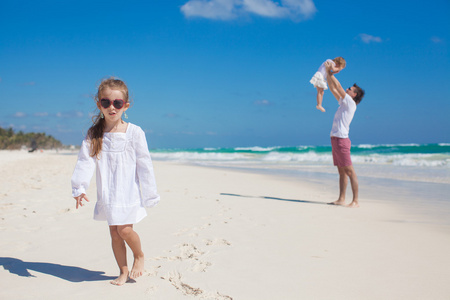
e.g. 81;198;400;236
162;271;232;299
163;271;204;296
204;239;232;246
153;244;204;262
179;243;203;258
58;208;77;214
192;260;212;272
174;222;211;237
145;265;161;277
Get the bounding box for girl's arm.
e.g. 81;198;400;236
135;127;160;208
71;140;96;208
331;67;341;74
325;59;339;73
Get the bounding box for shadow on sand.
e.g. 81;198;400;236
220;193;330;206
0;257;116;282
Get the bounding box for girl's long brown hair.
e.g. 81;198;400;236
87;78;129;158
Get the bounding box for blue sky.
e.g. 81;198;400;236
1;0;449;148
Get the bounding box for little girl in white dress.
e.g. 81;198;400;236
310;57;346;112
71;77;159;286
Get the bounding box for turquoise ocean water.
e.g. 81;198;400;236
151;143;450;183
151;143;450;224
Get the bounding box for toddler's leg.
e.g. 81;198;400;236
109;226;129;286
316;87;325;112
117;224;145;280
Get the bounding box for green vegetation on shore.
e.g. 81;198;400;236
0;127;63;150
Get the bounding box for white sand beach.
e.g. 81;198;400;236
1;150;450;300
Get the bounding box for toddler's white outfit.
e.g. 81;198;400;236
71;123;160;225
310;59;335;90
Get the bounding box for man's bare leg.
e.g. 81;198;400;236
109;226;129;286
345;165;359;208
329;166;347;205
117;224;145;280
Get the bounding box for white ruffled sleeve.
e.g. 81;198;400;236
134;127;160;208
71;140;96;197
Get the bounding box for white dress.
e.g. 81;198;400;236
310;59;335;90
71;123;160;225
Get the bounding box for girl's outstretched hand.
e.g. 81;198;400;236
74;193;89;209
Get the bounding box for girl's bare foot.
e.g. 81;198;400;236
110;272;129;286
129;255;144;279
316;105;326;112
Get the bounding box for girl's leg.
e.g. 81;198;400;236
117;224;145;280
109;225;129;286
316;87;325;112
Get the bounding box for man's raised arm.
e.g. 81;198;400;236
325;62;346;101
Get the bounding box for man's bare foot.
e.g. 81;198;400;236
346;202;360;208
328;200;346;206
316;105;326;112
110;272;129;286
129;255;144;279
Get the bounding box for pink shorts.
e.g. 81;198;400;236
331;137;352;167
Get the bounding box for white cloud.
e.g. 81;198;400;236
14;112;27;118
244;0;316;19
181;0;237;20
55;124;75;133
56;111;84;118
359;33;382;44
254;99;271;106
32;125;50;131
244;0;288;17
7;123;26;130
34;112;49;117
181;0;316;21
431;36;443;43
